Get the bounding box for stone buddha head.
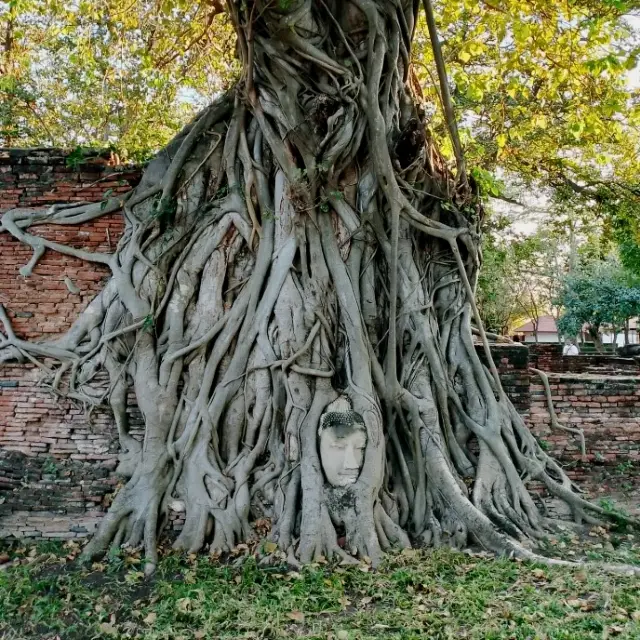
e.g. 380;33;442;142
318;396;367;487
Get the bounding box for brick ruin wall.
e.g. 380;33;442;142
0;149;143;539
0;365;146;539
528;373;640;485
0;148;137;340
529;343;639;376
476;344;531;413
0;149;639;540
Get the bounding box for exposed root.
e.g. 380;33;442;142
530;367;587;456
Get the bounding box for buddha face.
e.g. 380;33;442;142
318;397;367;487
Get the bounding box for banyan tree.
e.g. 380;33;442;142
0;0;631;574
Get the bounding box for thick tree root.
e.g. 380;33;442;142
1;0;636;574
530;367;586;455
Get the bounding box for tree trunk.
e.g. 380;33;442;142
624;319;630;347
0;0;613;571
589;326;604;353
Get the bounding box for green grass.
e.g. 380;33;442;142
1;532;639;640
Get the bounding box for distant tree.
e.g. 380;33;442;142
557;261;640;351
600;187;640;278
476;222;525;335
542;178;640;281
477;226;568;341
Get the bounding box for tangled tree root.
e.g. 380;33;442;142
1;0;637;575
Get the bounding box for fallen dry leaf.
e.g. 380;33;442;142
263;541;278;554
143;612;157;625
99;622;118;636
176;597;194;613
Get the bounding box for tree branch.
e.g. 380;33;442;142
422;0;467;189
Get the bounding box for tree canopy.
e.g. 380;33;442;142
0;0;236;159
421;1;640;278
4;0;639;266
2;0;639;174
418;0;640;188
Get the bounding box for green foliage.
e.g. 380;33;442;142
150;196;177;223
0;0;238;159
556;260;640;340
470;167;504;198
598;498;632;526
142;313;154;333
414;1;640;193
538;181;640;282
477;216;569;336
1;541;639;639
100;188;114;211
619;238;640;277
2;0;638;182
537;438;550;452
477;235;521;334
601;188;640;277
41;457;58;477
616;460;635;476
65;146;87;170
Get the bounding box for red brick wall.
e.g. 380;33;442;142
0;148;139;210
1;149;142;539
528;373;640;465
529;343;639;375
476;343;530;412
1;148;139;340
0;365;143;462
0;364;148;539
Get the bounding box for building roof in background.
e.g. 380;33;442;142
514;315;558;334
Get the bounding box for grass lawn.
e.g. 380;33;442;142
1;528;639;640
